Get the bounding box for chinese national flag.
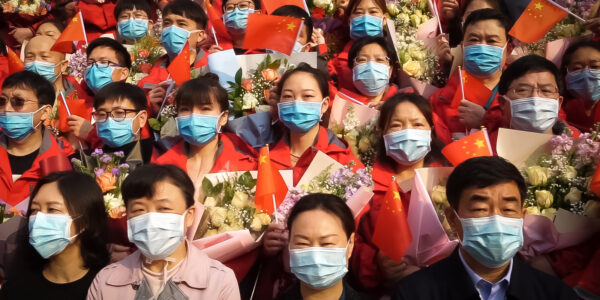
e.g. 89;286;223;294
205;0;230;41
261;0;307;14
508;0;567;43
372;179;412;263
51;11;87;53
6;47;24;74
58;93;89;132
451;69;493;108
242;14;303;55
442;130;493;166
255;146;288;215
167;42;191;86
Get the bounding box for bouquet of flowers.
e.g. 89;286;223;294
71;149;130;218
331;105;380;166
388;0;445;86
522;126;600;220
1;0;50;16
0;203;23;224
67;48;88;80
198;171;271;238
306;0;336;18
276;161;374;221
148;103;178;138
228;55;292;117
128;35;164;84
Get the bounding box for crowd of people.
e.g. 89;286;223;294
0;0;599;299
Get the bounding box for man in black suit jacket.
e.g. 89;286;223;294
393;157;578;300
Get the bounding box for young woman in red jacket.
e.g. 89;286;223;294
349;93;449;295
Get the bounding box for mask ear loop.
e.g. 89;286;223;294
215;111;225;133
131;110;143;136
32;105;51;129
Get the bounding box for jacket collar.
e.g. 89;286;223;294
443;248;482;299
106;241;211;289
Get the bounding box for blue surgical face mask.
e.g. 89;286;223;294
96;113;140;148
161;25;197;55
384;129;431;165
176;113;221;146
350;14;384;39
508;96;558;133
118;18;149;40
85;64;115;93
353;61;390;97
278;100;323;133
25;60;59;83
224;8;254;34
459;214;524;268
127;211;186;261
29;212;79;259
0;106;46;141
463;44;504;77
566;69;600;103
289;244;349;289
293;41;305;54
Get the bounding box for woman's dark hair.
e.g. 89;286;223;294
2;71;55;106
164;0;208;29
35;20;65;33
346;0;386;22
25;171;110;271
446;156;526;210
272;5;313;39
175;73;229;112
276;63;330;100
347;36;398;84
114;0;152;20
377;93;448;168
94;82;148;110
86;37;132;69
122;164;195;208
560;39;600;99
498;55;563;95
287;193;355;239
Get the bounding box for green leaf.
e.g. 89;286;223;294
148;118;162;131
202;178;214;195
269;59;281;70
235;68;243;83
238;171;257;189
213;182;224;194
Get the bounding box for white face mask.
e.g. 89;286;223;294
127;210;187;261
508;96;559;133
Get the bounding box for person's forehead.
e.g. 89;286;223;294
465;19;506;36
38;22;59;32
1;87;37;98
98;97;136;109
89;46;119;60
26;36;55;51
510;71;557;87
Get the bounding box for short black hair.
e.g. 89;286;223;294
276;63;330;100
27;171;110;271
446;156;526;210
86;37;132;69
499;54;562;95
462;8;510;41
272;5;313;40
94;82;148;110
222;0;261;11
163;0;207;29
122;164;195;208
287;193;355;239
114;0;152;20
36;19;65;33
175;73;229;112
2;71;55;106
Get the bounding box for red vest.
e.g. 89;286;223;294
77;0;117;42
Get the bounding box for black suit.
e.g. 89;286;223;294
393;248;578;300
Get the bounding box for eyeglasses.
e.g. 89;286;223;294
0;96;38;111
87;60;121;68
224;1;253;12
509;85;559;98
354;55;390;66
93;109;140;122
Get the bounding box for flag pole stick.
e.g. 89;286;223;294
78;11;88;46
458;66;465;100
548;0;586;22
212;27;219;47
432;0;444;34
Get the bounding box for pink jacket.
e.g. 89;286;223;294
86;242;240;300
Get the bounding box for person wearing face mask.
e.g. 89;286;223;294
561;40;600;133
393;156;579;300
430;9;510;141
0;71;74;212
488;55;579;151
220;0;261;53
137;0;209;117
113;0;154;45
0;171;110;300
346;37;399;109
273;193;368;300
327;0;387;92
87;164;241;299
349;93;449;295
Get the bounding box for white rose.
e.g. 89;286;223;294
358;136;371;153
103;194;124;211
560;166;577;182
403;61;423;77
210;207;227;227
535;190;554;208
250;217;263;232
541;208;557;220
525;206;541;215
257;213;271;225
204;196;218;208
431;185;447;205
564;187;582;204
231;192;249;209
387;3;400;16
398;13;410;23
526;166;549;186
242;93;259;110
313;0;331;9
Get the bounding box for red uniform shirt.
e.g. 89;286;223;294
562;98;600;133
327;41;357;93
77;0;117;42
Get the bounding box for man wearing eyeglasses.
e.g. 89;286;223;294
0;71;74;211
222;0;261;52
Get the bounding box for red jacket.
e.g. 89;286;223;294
77;0;117;42
0;129;74;209
327;41;357;93
152;132;257;173
562;98;600;133
269;126;364;186
0;55;8;88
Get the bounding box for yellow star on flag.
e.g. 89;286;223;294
474;139;485;149
286;22;297;31
259;155;267;164
72;17;78;22
535;2;543;10
393;191;400;200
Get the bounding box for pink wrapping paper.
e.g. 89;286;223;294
328;94;379;130
405;168;458;266
191;229;261;262
346;186;374;218
416;18;439;51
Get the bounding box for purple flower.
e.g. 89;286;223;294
118;163;129;169
114;151;125;157
92;148;104;157
71;158;82;164
112;168;120;176
95;169;105;176
101;155;112;163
